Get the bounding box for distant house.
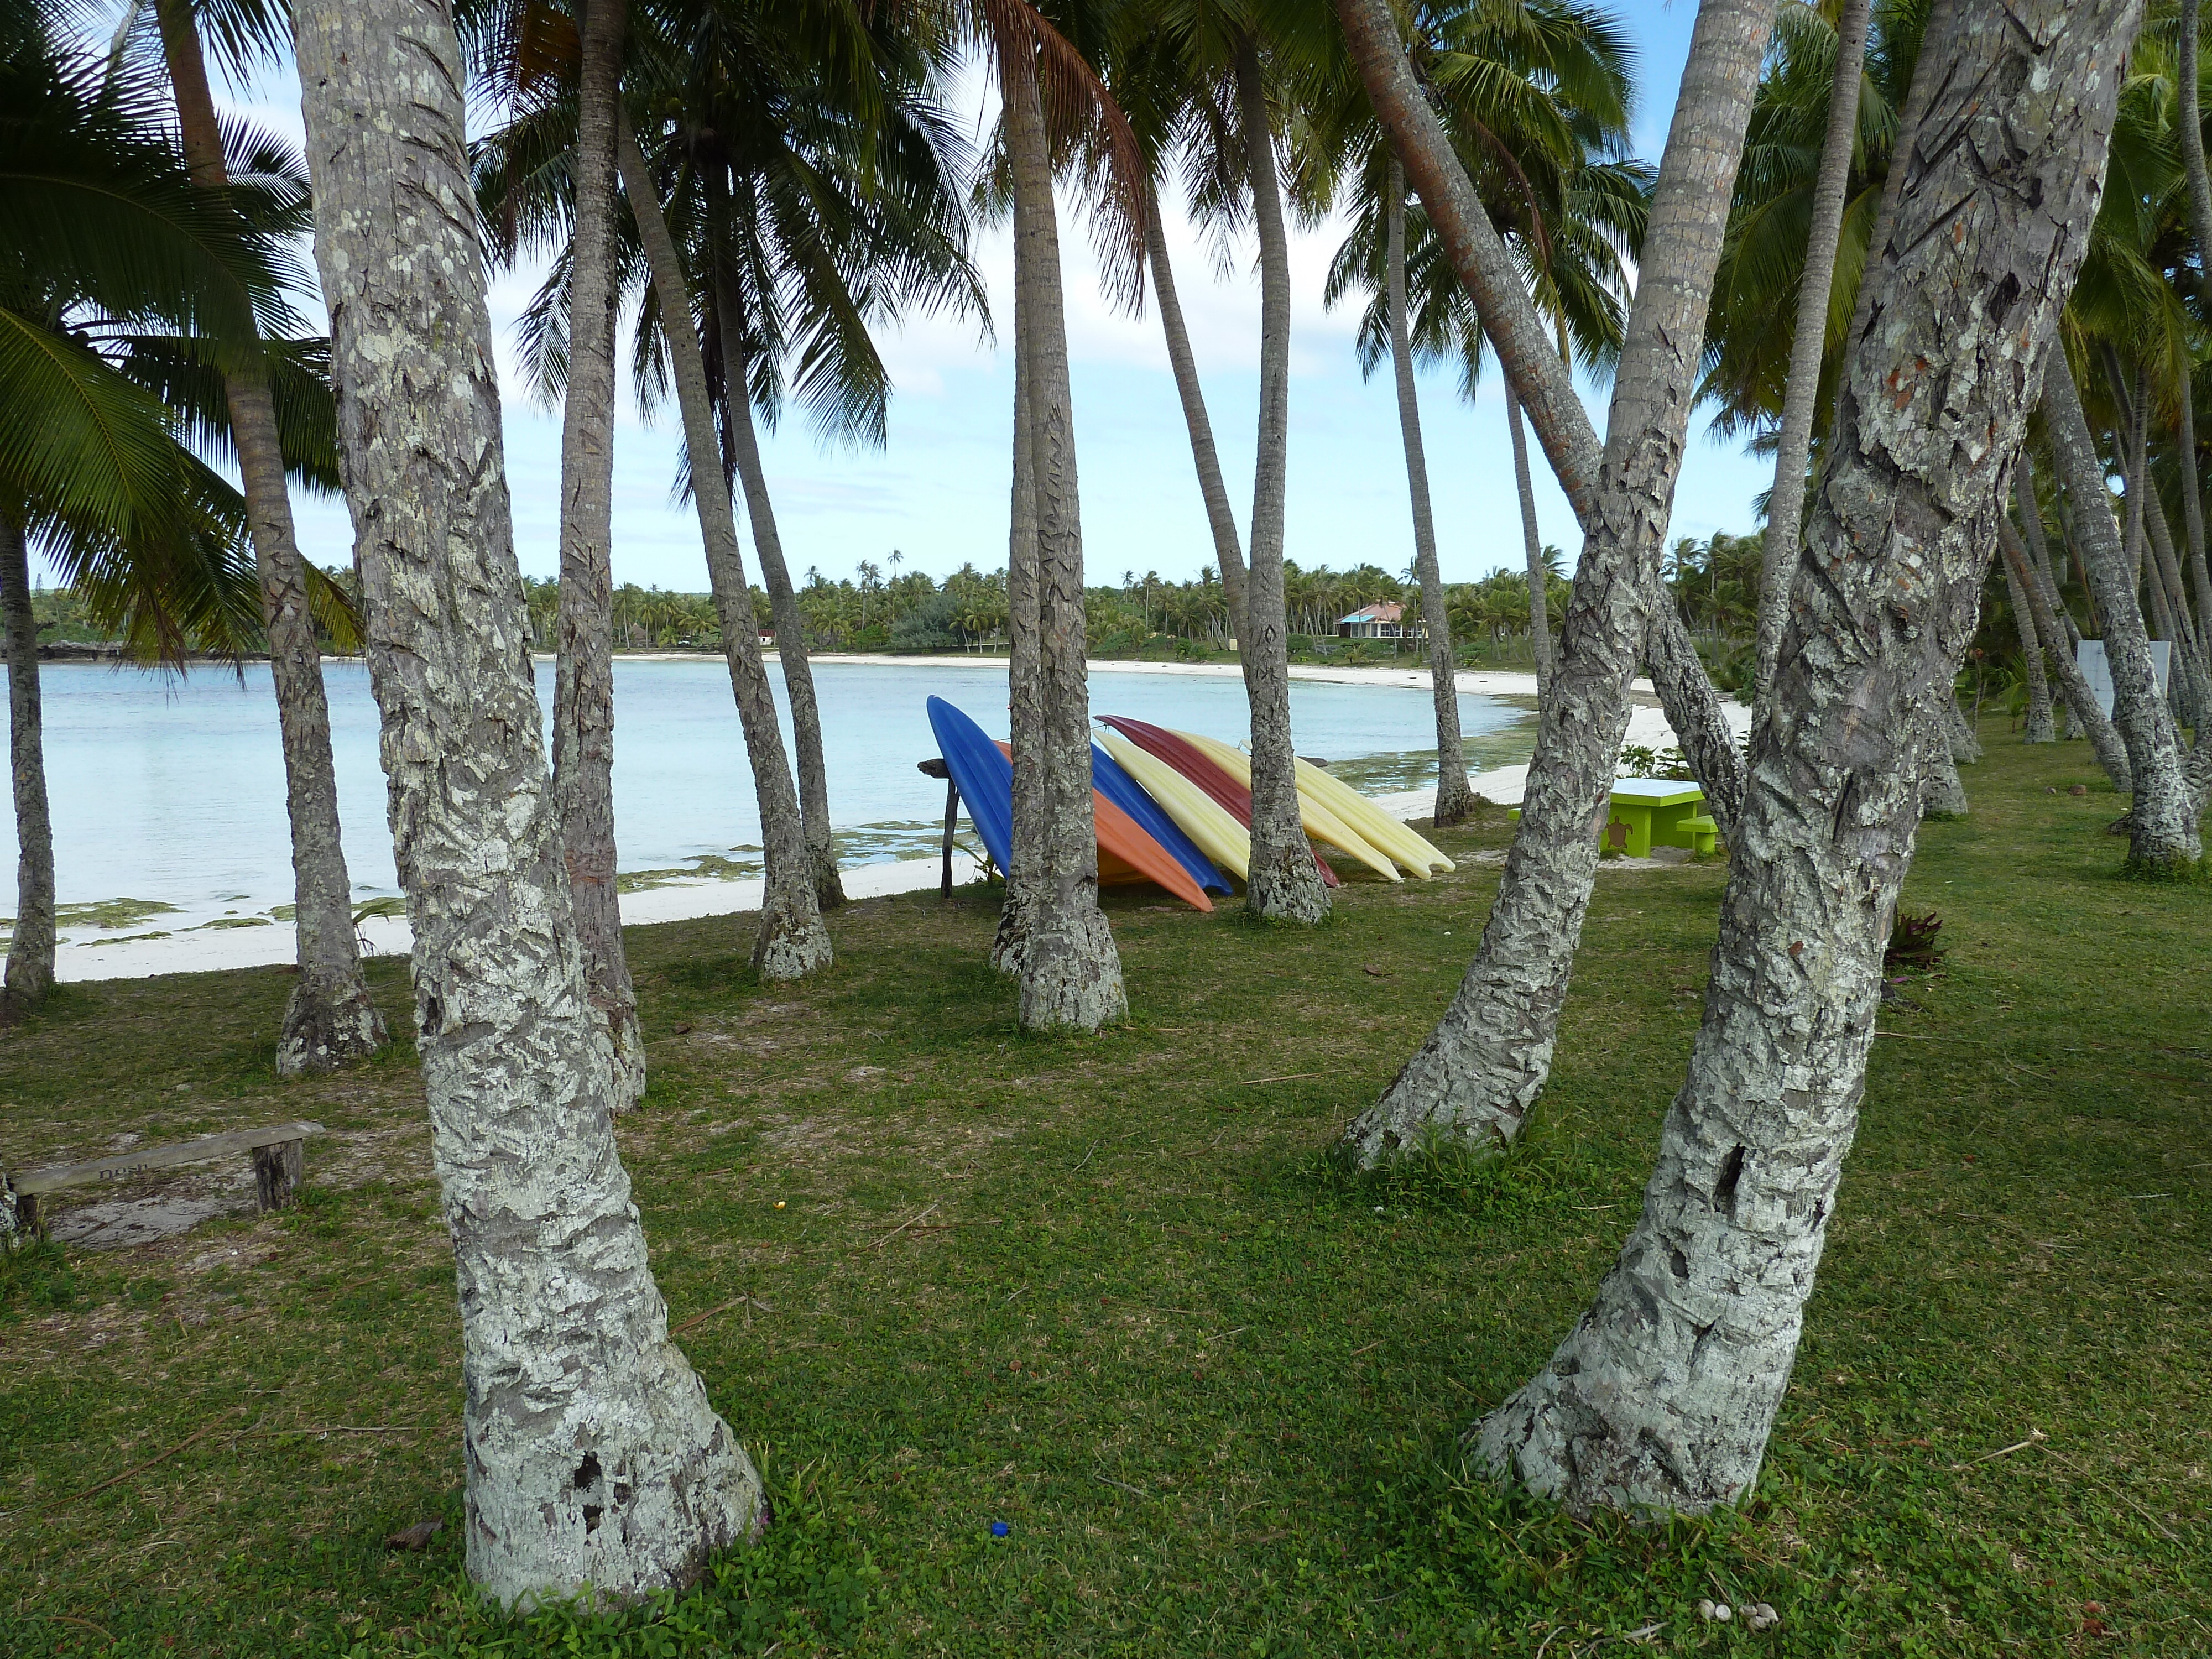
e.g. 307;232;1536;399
1336;601;1423;641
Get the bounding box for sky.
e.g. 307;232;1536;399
185;2;1771;598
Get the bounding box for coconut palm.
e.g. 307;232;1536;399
0;25;307;1010
1319;0;1641;804
129;0;390;1074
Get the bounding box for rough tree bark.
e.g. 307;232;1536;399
1004;38;1125;1030
549;0;642;1109
711;274;846;914
2;512;53;1010
617;125;831;977
1752;0;1874;704
2178;0;2212;645
1477;0;2141;1515
1921;692;1971;817
1644;602;1746;841
1334;0;1777;1167
1386;159;1471;825
2043;349;2201;869
156;0;387;1073
1147;194;1247;638
2002;549;2058;741
2000;517;2132;784
993;108;1042;976
1237;38;1331;925
293;0;765;1598
1505;379;1553;701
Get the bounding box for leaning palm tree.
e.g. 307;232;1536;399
0;26;306;1012
135;0;389;1074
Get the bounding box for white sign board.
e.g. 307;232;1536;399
2075;639;2172;719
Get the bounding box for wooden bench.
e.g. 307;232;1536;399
11;1121;323;1236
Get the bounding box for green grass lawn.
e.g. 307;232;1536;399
2;728;2206;1656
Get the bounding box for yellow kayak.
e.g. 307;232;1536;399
1097;729;1250;882
1292;756;1454;875
1175;730;1402;884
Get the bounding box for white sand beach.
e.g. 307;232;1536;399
50;660;1744;984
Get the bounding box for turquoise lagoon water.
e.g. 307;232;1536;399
3;657;1530;937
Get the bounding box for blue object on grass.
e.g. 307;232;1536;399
991;1521;1011;1538
1091;741;1230;894
925;696;1014;874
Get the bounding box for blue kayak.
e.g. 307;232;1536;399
1090;742;1230;894
926;696;1014;873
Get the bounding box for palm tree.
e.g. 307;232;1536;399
293;0;763;1596
549;0;643;1106
615;117;833;978
997;14;1136;1029
1;27;299;1010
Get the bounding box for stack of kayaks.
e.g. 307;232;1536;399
924;695;1447;914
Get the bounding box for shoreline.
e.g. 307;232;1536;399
44;657;1738;984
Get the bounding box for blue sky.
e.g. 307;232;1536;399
213;3;1768;597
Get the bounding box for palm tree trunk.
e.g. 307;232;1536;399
550;0;641;1109
1919;688;1971;817
2002;549;2057;741
1003;37;1124;1030
1386;160;1470;826
1335;0;1776;1168
2178;0;2212;648
994;107;1042;975
617;123;830;978
711;270;846;913
2017;456;2080;647
2;512;53;1010
2177;380;2212;651
1479;0;2139;1515
1147;195;1247;638
1752;0;1873;704
155;0;385;1072
2001;517;2130;782
1236;36;1329;925
2043;349;2200;869
1503;378;1553;700
293;0;763;1597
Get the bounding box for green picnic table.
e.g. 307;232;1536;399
1603;778;1713;857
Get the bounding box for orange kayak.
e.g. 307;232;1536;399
993;742;1213;912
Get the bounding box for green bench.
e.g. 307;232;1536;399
1509;783;1719;857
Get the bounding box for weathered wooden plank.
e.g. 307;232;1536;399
14;1122;324;1194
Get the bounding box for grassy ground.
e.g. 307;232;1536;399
1;729;2206;1657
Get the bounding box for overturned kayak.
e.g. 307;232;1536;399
926;697;1214;912
1172;730;1403;884
1095;715;1338;888
1096;728;1250;882
1092;742;1232;896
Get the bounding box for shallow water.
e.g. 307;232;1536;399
3;656;1530;939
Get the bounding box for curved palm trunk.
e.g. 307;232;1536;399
1504;379;1553;700
712;277;845;913
2;512;53;1009
1752;0;1874;705
1386;161;1470;825
155;0;385;1073
993;138;1043;975
2043;351;2200;870
1236;38;1329;925
2017;456;2081;648
2002;550;2057;741
2000;517;2131;783
550;0;641;1109
1335;0;1776;1167
294;0;763;1598
617;125;830;978
1147;196;1248;638
2179;379;2212;652
1480;0;2138;1515
1004;38;1124;1030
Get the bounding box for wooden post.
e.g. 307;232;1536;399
251;1138;305;1211
916;758;958;899
941;778;959;899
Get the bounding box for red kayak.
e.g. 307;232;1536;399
1095;716;1338;889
